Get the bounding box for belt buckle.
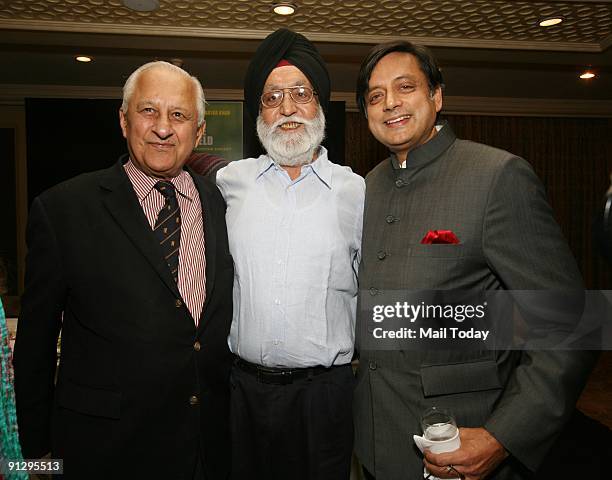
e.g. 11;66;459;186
257;368;293;385
278;370;293;385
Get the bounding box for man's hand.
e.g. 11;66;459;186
423;427;508;480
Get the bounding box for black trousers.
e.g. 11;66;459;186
229;362;355;480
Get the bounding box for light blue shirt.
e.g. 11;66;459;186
216;147;364;368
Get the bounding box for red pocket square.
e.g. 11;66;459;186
420;230;460;244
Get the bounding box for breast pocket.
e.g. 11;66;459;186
399;245;468;287
408;244;465;258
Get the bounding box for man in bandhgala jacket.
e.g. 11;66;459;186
353;41;597;480
13;61;233;479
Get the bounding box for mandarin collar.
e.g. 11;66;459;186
390;121;456;170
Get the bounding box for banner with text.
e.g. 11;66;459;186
195;101;243;161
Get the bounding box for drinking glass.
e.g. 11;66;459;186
421;407;458;442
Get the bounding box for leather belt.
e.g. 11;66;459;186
234;357;335;385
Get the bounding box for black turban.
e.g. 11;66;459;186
244;28;330;121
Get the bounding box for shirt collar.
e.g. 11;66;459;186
394;121;456;170
306;147;332;189
255;156;276;178
123;159;196;202
255;146;333;189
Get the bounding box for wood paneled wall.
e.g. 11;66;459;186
345;112;612;288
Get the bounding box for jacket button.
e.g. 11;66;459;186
385;215;396;224
189;395;199;406
395;178;405;188
369;287;379;296
368;361;377;371
377;251;387;260
175;299;182;308
193;341;201;351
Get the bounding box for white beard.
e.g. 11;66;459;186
256;105;326;167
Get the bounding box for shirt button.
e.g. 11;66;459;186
369;287;379;296
395;178;405;188
274;299;280;305
175;299;182;308
189;395;199;406
368;361;377;371
377;251;387;260
273;339;279;345
193;341;201;351
385;215;396;224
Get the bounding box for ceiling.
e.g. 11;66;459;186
1;0;611;111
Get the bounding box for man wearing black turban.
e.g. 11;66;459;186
216;28;364;480
243;28;331;122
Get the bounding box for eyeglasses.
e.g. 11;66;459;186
260;86;317;108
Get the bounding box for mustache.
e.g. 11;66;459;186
269;115;315;130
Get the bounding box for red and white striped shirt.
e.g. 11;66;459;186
124;160;206;325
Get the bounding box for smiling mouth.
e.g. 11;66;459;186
278;122;303;131
384;115;411;126
149;142;175;149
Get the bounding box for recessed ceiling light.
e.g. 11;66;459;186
122;0;160;12
272;3;296;15
539;17;563;27
75;55;93;63
580;71;596;80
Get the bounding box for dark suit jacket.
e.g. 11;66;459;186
354;124;597;479
14;157;234;479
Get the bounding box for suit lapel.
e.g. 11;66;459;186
99;159;181;299
190;170;217;331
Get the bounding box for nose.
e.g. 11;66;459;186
383;90;401;112
153;114;173;139
279;91;298;116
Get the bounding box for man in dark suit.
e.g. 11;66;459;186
353;41;597;479
13;61;233;479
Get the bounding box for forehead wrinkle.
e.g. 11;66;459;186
135;70;197;101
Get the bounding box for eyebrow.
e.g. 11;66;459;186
135;100;192;114
135;99;158;109
368;74;418;91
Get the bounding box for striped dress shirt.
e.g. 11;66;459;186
124;160;206;324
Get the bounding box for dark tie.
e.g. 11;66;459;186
154;181;181;283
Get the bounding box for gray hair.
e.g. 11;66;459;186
121;61;206;127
